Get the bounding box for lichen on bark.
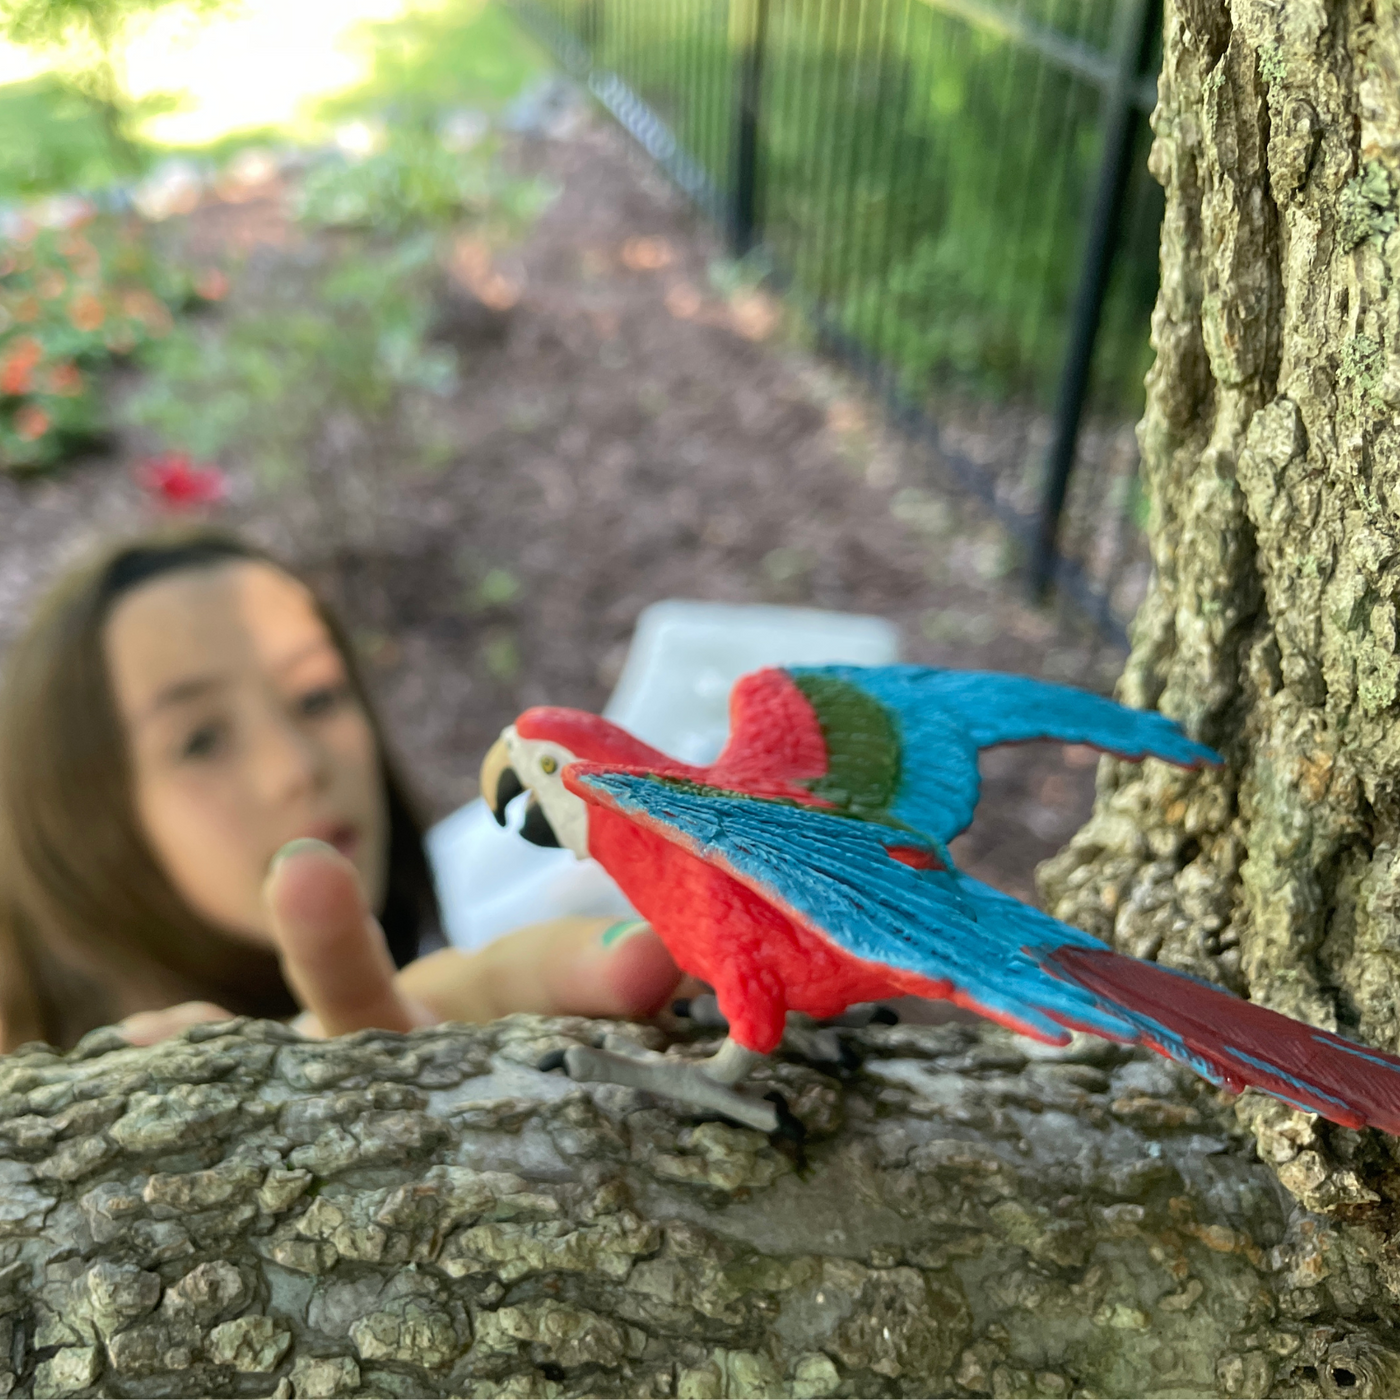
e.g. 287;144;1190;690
0;1014;1389;1399
1038;0;1400;1335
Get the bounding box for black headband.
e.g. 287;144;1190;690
96;537;257;612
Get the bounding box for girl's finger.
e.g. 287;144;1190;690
117;1000;234;1046
263;839;431;1038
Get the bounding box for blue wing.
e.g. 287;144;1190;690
575;767;1400;1133
787;665;1219;846
574;767;1141;1045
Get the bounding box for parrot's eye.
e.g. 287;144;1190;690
540;755;558;775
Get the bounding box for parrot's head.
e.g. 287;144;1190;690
480;722;589;858
480;706;678;861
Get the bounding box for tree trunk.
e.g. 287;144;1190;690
0;1014;1391;1400
1038;0;1400;1331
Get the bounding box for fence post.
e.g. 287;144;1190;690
731;0;770;255
1028;0;1158;600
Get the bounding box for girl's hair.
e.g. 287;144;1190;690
0;527;439;1050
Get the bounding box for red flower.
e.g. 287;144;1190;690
68;292;105;332
57;233;98;272
121;288;171;334
1;336;43;396
135;453;229;511
14;405;50;441
46;362;83;397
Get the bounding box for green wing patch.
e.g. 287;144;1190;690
790;671;901;820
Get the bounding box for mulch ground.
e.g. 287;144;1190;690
0;113;1128;906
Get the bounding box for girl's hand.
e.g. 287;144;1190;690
115;841;683;1046
263;839;681;1039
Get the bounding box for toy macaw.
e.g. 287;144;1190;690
481;666;1400;1135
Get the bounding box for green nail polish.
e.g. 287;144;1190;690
601;918;648;948
269;837;338;874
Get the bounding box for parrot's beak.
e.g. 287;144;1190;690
480;736;524;826
520;799;562;848
480;735;563;848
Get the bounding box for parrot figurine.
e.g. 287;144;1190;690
480;665;1400;1136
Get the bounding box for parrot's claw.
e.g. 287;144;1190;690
538;1035;783;1135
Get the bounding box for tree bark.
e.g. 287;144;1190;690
1035;0;1400;1355
0;1014;1391;1400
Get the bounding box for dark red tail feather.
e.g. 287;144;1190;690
1043;946;1400;1134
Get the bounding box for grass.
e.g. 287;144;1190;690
316;0;548;126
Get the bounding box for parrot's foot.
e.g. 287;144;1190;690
538;1034;788;1136
673;996;898;1070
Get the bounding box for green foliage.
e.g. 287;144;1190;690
1127;474;1151;530
123;131;554;522
476;567;521;607
0;213;195;472
707;251;772;299
0;0;224;50
0;75;141;198
0;0;553;483
481;629;520;680
0;0;235;167
287;0;558;238
124;234;456;485
296;127;554;237
132;129;556;488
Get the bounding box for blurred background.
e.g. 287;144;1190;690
0;0;1163;902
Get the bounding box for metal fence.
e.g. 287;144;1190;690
505;0;1165;641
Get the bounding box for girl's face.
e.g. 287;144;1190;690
104;561;389;946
